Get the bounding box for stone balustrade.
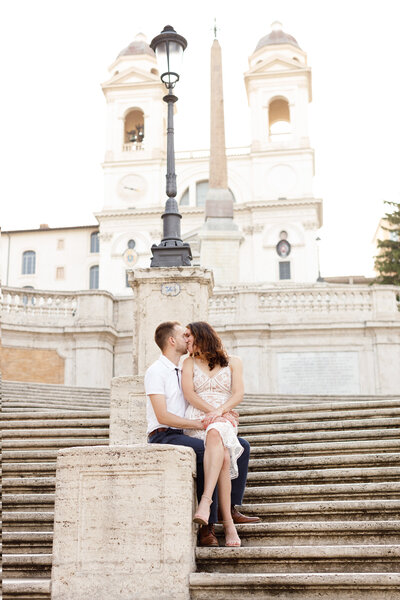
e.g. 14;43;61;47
0;287;115;328
208;284;400;324
2;284;399;330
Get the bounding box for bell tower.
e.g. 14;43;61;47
101;33;166;211
244;22;322;283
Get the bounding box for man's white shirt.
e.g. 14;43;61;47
144;354;187;435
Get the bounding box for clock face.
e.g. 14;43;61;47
117;174;147;200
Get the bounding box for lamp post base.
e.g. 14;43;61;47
150;243;192;267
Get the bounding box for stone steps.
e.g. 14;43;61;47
190;572;400;600
249;439;400;456
3;532;53;553
239;499;400;521
244;481;400;502
2;579;51;600
3;383;400;599
3;512;54;532
214;520;400;546
196;544;400;573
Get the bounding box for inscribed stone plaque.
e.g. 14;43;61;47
277;351;360;394
78;470;164;574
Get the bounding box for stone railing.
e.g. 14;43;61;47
1;287;115;328
209;284;400;325
122;142;144;152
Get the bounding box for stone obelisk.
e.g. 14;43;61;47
199;32;242;286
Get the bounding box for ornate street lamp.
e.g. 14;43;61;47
149;25;192;267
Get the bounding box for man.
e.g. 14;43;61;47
144;320;260;546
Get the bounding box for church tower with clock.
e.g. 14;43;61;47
97;34;168;293
97;24;322;294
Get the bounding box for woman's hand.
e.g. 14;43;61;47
205;407;223;419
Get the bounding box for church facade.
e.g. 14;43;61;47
1;24;399;395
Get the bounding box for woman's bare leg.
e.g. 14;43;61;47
194;429;224;523
218;449;240;546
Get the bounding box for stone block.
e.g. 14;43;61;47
51;444;197;600
109;376;147;445
129;267;213;376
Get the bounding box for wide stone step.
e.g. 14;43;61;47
190;572;400;600
195;545;400;573
239;397;400;415
3;410;109;421
239;499;400;521
2;553;52;578
214;520;400;546
3;463;57;475
3;532;53;553
2;416;109;428
3;478;56;494
3;512;54;532
3;450;62;462
246;466;400;485
248;452;400;471
240;428;400;445
239;405;400;424
239;417;400;435
244;481;400;502
2;427;109;438
250;439;400;456
2;578;50;600
3;494;55;511
3;438;109;449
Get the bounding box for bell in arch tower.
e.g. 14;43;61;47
101;33;166;211
245;21;314;201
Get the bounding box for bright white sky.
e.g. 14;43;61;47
1;0;399;277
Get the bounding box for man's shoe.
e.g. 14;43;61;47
198;524;219;546
231;506;261;523
218;506;261;524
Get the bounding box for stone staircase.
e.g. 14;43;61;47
2;383;400;598
2;381;110;599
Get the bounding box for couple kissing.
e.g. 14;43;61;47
144;320;260;547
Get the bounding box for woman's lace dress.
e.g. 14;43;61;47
184;361;243;479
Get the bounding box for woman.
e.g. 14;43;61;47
182;321;244;547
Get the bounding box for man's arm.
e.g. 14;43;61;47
149;394;204;430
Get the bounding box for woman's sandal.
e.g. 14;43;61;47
193;494;213;526
222;518;241;547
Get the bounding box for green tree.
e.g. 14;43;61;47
375;200;400;285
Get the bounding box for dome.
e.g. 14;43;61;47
118;33;155;58
255;21;301;52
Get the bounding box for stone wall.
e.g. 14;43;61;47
0;343;64;383
2;282;400;394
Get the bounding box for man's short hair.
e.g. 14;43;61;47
154;321;181;351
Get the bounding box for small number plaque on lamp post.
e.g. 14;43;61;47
150;25;192;267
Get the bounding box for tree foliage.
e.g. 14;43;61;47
375;200;400;285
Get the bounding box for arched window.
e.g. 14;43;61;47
90;232;99;253
22;251;36;275
124;109;144;145
180;181;236;207
89;265;99;290
269;97;291;134
180;188;189;206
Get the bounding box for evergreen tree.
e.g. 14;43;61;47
375;200;400;285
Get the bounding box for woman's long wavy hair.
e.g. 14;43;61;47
187;321;229;370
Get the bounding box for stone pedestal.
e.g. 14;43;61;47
51;445;196;600
199;226;243;286
109;376;147;445
129;267;213;376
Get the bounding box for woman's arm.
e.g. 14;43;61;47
181;357;215;413
220;355;244;413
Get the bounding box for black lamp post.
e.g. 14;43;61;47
149;25;192;267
